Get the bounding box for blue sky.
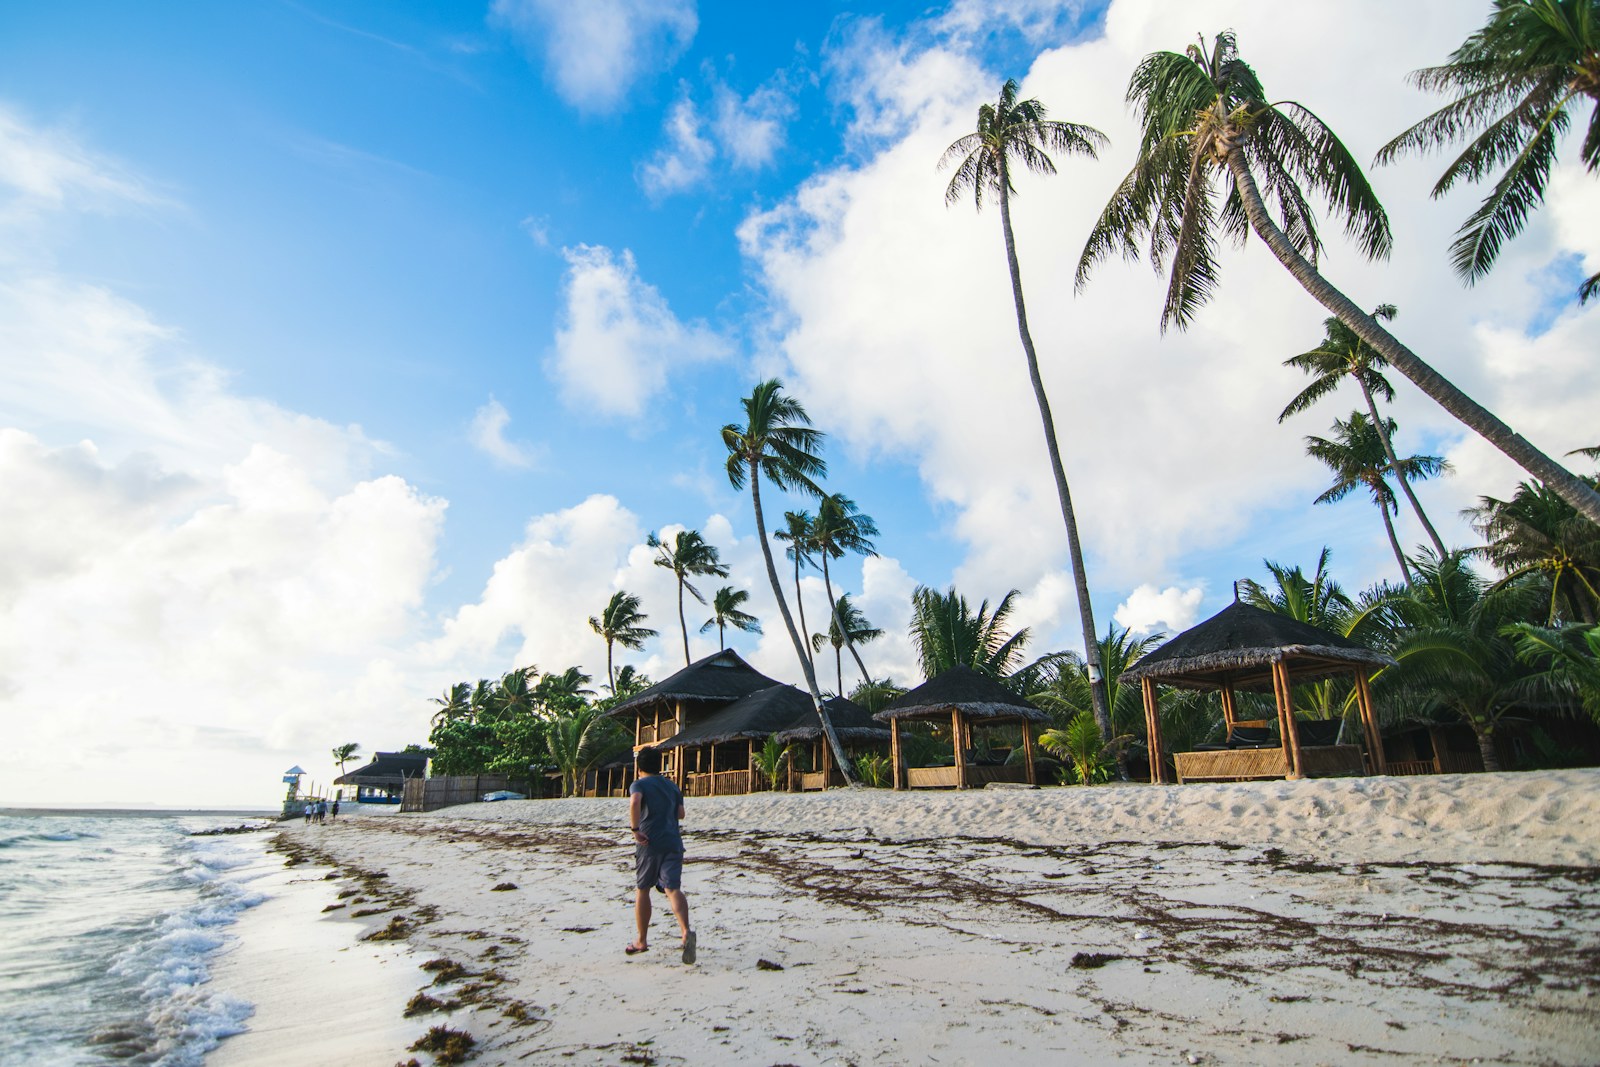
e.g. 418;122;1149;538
2;0;1596;806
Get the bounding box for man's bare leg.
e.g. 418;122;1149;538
663;888;690;942
632;888;652;949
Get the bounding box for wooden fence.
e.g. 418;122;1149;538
400;774;533;813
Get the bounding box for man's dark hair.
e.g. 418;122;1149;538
636;746;662;775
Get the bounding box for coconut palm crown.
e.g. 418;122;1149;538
1375;0;1600;298
588;591;657;696
649;529;730;666
700;585;762;649
1078;30;1600;526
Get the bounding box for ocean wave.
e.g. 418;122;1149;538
0;828;102;849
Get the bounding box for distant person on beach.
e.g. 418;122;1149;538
625;746;695;964
330;799;339;820
303;801;313;825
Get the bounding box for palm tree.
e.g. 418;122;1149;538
723;379;859;783
1078;31;1600;526
909;585;1031;680
649;530;730;666
1304;412;1449;580
700;585;761;650
1375;0;1600;301
534;667;595;719
773;510;817;670
1281;304;1449;557
1468;479;1600;623
1376;550;1545;771
589;591;657;696
430;682;472;726
1030;624;1166;736
810;494;881;685
1505;621;1600;722
941;78;1118;747
331;742;360;775
1239;549;1356;633
811;594;884;694
545;705;626;797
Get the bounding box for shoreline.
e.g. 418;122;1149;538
206;826;439;1067
253;770;1600;1065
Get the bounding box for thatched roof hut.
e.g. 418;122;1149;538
1118;601;1395;783
875;665;1046;789
608;648;782;718
334;750;428;802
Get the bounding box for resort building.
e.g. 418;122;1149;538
333;750;429;804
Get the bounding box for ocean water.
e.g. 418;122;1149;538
0;809;278;1067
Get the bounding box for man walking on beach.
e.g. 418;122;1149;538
625;746;695;964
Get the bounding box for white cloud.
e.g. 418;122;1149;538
1114;584;1205;637
0;103;162;224
469;396;539;468
743;0;1600;661
638;93;716;197
489;0;697;112
546;244;728;417
712;80;794;170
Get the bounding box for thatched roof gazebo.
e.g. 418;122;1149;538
606;648;783;752
333;750;429;804
660;685;886;795
875;665;1049;789
1119;601;1396;783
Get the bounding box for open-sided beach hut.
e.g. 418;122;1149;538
333;750;429;804
770;694;889;791
876;665;1048;789
658;684;887;795
604;649;782;780
1118;601;1395;783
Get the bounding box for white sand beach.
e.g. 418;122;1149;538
258;769;1599;1066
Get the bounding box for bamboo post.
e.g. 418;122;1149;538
951;708;967;790
1273;661;1305;779
1220;682;1238;735
891;716;902;791
748;739;755;795
1140;677;1165;784
1022;719;1036;786
821;735;831;788
1355;672;1387;774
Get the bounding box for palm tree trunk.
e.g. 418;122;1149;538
836;644;844;695
997;177;1122;776
1224;150;1600;527
821;555;872;685
607;640;616;697
1376;492;1414;582
750;461;861;784
676;577;690;665
718;619;726;650
1358;377;1448;558
1472;720;1501;773
792;556;814;672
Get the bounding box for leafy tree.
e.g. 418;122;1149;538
752;736;791;790
1280;304;1449;556
1375;0;1600;300
700;585;761;650
534;667;595;719
811;594;884;695
589;591;658;695
1468;478;1600;623
723;379;859;783
810;495;881;685
545;705;627;797
1305;412;1449;580
773;510;817;670
331;742;361;775
1505;621;1600;721
649;529;730;665
427;719;499;776
909;585;1030;680
1374;550;1545;771
1078;30;1600;526
941;78;1117;748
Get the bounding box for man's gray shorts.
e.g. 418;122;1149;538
635;848;684;891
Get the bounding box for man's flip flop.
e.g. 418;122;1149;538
625;943;649;955
681;930;697;965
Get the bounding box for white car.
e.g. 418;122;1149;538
481;790;526;802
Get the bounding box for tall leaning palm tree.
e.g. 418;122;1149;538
1305;412;1449;580
1375;0;1600;301
588;591;657;696
1077;31;1600;527
1280;304;1449;557
649;529;730;666
811;494;880;686
940;78;1119;749
773;510;817;671
723;379;859;784
701;585;762;649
